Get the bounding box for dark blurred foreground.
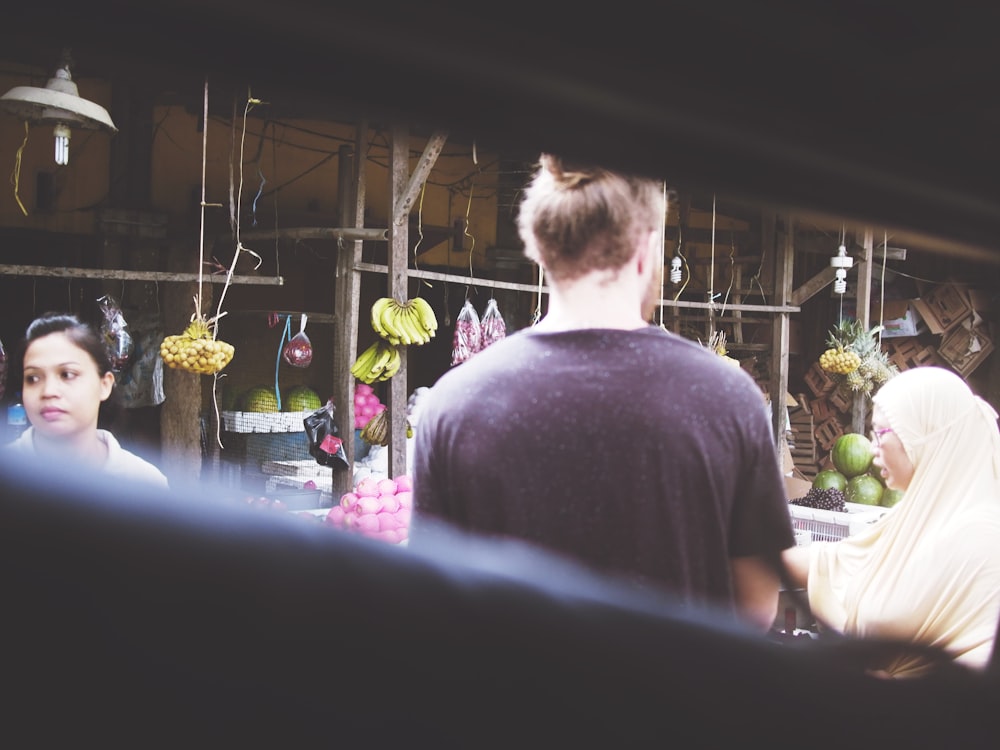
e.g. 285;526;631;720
1;452;998;748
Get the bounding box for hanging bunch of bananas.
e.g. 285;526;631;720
359;409;414;446
160;315;235;375
819;319;897;395
370;296;438;346
350;340;401;384
360;409;389;446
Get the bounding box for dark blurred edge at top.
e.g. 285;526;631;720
4;1;1000;264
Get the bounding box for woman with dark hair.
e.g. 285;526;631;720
6;312;168;487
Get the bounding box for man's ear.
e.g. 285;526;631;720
637;230;660;274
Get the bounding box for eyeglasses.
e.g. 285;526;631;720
871;427;893;446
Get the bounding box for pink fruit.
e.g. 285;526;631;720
340;492;359;511
355;477;381;498
355;383;373;396
303;480;317;490
395;490;412;509
325;506;346;525
380;529;402;544
377;510;402;531
379;493;401;513
356;496;383;515
394;474;412;493
355;513;380;534
395;505;411;525
377;477;398;496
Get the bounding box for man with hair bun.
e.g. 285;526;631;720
411;154;794;632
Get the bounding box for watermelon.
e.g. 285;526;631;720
846;474;883;506
812;469;848;492
243;386;279;412
831;433;875;478
286;385;322;412
880;488;905;508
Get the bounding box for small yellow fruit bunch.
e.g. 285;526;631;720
160;316;235;375
819;346;861;375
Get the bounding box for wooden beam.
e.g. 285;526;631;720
240;227;388;243
791;266;837;307
392;130;448;228
0;264;284;285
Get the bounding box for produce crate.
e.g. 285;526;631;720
916;282;973;333
937;322;994;377
789;502;888;544
804;362;836;397
814;416;845;452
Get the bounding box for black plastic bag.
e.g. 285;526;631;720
303;400;349;470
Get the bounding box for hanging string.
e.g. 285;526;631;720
878;229;888;348
708;194;717;338
531;266;544;325
11;121;29;216
412;182;428;290
463;180;477;297
214;89;263;330
657;181;668;330
672;223;690;301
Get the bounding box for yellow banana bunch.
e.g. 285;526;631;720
160;316;235;375
350;340;401;384
369;297;438;346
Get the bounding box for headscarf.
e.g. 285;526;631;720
807;366;1000;677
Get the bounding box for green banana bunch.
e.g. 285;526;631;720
369;296;439;346
360;409;389;446
359;410;414;446
350;340;400;384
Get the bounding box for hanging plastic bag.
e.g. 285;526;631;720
451;299;482;367
303;399;349;470
480;297;507;349
283;313;313;368
97;294;134;373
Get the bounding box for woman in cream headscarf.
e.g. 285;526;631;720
783;366;1000;677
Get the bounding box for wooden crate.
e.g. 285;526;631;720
814;416;845;452
804;361;836;397
883;338;940;371
918;282;973;333
938;322;994;377
828;386;852;414
808;396;833;423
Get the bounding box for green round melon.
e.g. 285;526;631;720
846;473;883;506
286;385;322;412
880;488;905;508
243;386;279;412
831;433;875;478
812;469;848;492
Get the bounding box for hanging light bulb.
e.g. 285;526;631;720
53;122;71;165
830;243;854;295
0;50;116;166
670;256;682;284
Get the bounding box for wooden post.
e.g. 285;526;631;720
331;129;367;497
851;229;875;434
770;214;793;453
387;125;410;479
